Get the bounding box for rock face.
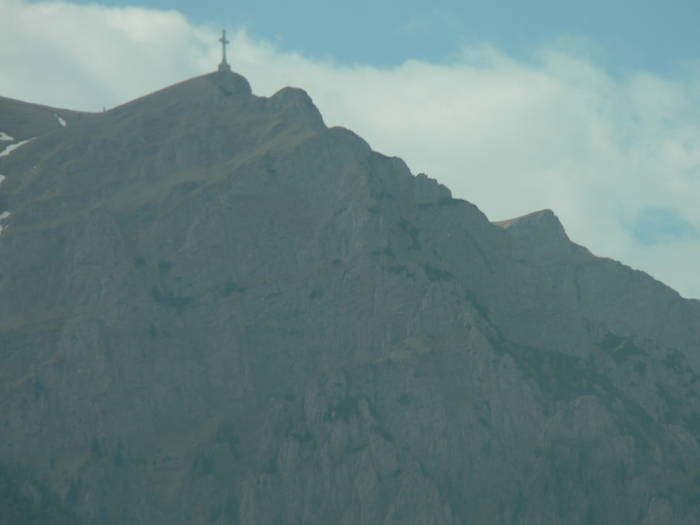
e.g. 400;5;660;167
1;71;699;525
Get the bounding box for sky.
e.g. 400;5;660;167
1;0;699;298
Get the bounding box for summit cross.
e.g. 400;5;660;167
218;29;231;72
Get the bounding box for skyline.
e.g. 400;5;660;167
62;0;700;76
1;0;699;298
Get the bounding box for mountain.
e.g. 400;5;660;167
1;70;699;525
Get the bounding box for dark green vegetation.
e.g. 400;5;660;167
1;71;699;524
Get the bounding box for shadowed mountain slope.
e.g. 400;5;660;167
0;95;91;140
1;70;699;525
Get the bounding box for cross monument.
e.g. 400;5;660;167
218;29;231;72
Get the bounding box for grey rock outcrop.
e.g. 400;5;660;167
1;70;699;524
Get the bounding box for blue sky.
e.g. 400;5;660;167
633;207;699;246
64;0;700;74
3;0;700;298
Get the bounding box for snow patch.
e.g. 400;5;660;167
0;138;35;158
55;114;67;127
0;132;13;142
0;210;9;236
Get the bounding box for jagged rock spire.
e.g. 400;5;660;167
218;29;231;72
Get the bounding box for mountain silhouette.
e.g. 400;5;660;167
1;70;699;525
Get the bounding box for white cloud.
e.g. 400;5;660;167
1;0;699;298
0;0;217;110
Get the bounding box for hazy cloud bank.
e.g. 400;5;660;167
2;0;699;298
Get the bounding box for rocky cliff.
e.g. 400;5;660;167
1;70;699;524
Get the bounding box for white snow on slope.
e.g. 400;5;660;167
55;114;67;127
0;132;14;142
0;138;35;158
0;211;9;236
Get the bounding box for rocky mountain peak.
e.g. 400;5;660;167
110;70;253;114
495;208;568;242
269;86;325;130
495;208;589;261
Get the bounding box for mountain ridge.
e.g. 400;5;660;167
1;69;699;525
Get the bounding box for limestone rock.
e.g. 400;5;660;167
1;70;699;525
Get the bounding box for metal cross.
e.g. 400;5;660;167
218;29;231;71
